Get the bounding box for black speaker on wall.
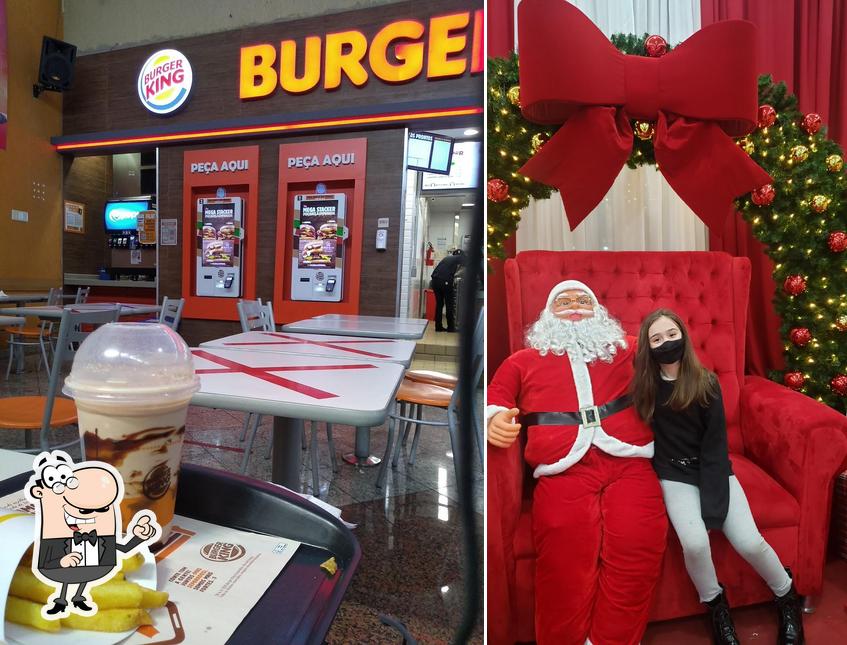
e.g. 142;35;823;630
33;36;77;98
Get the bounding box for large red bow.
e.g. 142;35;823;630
517;0;772;231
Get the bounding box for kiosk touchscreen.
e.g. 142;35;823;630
291;193;345;302
196;197;244;297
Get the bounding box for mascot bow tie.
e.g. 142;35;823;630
517;0;772;231
73;530;98;546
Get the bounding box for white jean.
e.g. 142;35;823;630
660;476;792;602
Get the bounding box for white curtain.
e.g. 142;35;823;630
514;0;707;252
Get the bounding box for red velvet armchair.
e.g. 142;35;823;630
487;251;847;644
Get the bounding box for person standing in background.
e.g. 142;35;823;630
430;249;465;332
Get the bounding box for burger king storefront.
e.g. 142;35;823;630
55;0;483;346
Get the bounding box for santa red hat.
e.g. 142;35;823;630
545;280;599;310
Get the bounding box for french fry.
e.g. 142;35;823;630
112;570;125;580
92;581;144;609
9;566;54;604
120;552;144;574
61;608;153;632
4;596;61;633
19;546;33;567
139;586;169;608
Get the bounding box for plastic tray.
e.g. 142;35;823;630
0;463;360;645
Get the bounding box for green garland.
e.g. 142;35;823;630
487;35;847;411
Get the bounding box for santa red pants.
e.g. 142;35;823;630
532;446;668;645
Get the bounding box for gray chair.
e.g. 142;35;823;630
5;286;63;377
74;286;91;304
382;308;485;489
158;296;185;330
0;306;121;453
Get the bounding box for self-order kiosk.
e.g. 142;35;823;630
291;192;345;302
196;197;244;297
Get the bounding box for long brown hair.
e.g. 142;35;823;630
631;309;718;423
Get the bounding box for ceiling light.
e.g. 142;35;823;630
461;203;475;207
463;128;478;136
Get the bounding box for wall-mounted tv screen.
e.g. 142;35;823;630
407;131;454;175
104;199;151;231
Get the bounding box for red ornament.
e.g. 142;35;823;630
757;105;777;128
644;35;668;57
751;184;775;206
487;178;510;203
830;374;847;396
789;327;812;347
783;371;805;391
783;275;807;296
827;231;847;253
801;113;823;135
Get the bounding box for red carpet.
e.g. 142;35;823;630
644;556;847;642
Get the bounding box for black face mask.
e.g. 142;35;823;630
650;338;685;364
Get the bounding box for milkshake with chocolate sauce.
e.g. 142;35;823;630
63;323;200;545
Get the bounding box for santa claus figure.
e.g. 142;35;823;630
487;281;668;645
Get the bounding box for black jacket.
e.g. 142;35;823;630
431;254;464;285
650;374;734;529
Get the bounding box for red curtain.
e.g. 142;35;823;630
487;0;517;381
702;0;847;375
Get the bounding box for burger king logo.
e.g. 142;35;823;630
137;49;193;115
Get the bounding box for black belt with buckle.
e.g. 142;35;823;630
522;395;632;429
670;456;700;468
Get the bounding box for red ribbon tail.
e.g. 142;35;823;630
519;107;632;231
655;115;772;231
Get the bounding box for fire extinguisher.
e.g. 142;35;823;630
425;242;435;267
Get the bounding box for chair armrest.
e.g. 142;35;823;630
487;438;525;645
740;375;847;595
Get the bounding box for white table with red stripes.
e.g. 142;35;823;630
199;331;416;368
188;347;404;490
281;314;428;340
199;330;417;467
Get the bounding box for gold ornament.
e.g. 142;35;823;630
507;85;521;107
811;195;831;213
826;154;844;172
531;132;549;153
790;145;809;163
739;137;755;155
836;314;847;332
634;121;655;141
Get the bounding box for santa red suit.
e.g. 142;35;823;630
487;281;668;645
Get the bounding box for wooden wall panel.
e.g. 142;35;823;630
62;156;111;274
157;128;405;345
62;0;482;137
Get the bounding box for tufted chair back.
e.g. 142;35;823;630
504;251;751;454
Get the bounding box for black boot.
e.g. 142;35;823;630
704;585;741;645
775;568;805;645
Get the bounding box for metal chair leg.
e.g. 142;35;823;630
239;413;252;441
5;339;14;379
446;409;461;493
408;406;424;466
391;409;405;469
310;420;321;497
326;423;338;473
400;402;411;446
239;413;261;474
377;406;396;489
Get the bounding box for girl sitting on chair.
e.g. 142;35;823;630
631;309;804;645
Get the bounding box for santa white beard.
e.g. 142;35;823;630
525;305;628;363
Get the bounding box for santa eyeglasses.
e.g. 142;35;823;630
553;295;593;307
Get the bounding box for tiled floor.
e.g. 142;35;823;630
0;351;483;643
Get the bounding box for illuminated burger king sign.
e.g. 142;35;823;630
137;49;193;114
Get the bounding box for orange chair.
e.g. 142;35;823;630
0;307;120;452
4;287;63;377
